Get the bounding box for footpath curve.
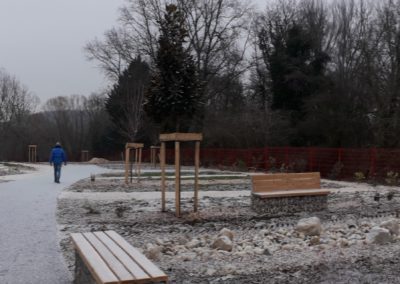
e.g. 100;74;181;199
0;164;108;284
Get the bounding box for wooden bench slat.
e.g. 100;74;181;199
252;172;320;180
253;189;330;198
94;232;151;284
105;231;168;283
253;182;321;191
83;232;135;283
71;233;120;284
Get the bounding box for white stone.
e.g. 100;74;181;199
186;239;201;249
295;217;322;236
366;227;392;244
145;244;162;260
206;268;217;276
177;252;196;262
309;236;320;246
380;219;400;235
253;248;265;255
281;244;302;251
218;228;234;241
211;236;233;252
337;238;349;248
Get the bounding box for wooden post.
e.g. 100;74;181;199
138;147;142;178
161;142;166;212
150;146;160;167
370;148;377;177
28;145;37;163
159;133;202;217
124;143;144;184
124;147;130;184
264;147;269;171
194;141;200;212
175;141;181;217
135;148;138;176
81;150;89;162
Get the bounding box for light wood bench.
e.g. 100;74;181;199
251;172;330;198
71;230;168;284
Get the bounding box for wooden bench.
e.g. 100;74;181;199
251;172;330;214
251;172;330;198
71;230;168;284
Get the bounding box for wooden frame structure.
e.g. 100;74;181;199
124;143;144;184
150;146;160;167
159;133;202;217
28;145;37;163
81;150;89;162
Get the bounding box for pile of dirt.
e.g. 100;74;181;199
88;157;109;164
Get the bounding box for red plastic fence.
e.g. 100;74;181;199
109;147;400;180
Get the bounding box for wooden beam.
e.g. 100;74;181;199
194;141;200;212
159;133;203;142
138;148;142;179
160;142;166;212
125;143;144;149
124;148;130;184
175;141;181;217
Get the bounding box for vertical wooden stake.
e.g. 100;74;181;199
125;148;130;184
161;142;166;212
194;141;200;212
138;148;142;179
175;141;181;217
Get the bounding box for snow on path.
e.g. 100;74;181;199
0;164;109;284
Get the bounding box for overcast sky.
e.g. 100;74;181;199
0;0;265;103
0;0;125;102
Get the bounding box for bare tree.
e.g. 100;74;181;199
84;0;252;83
0;69;39;160
43;95;90;159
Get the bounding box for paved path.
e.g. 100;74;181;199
0;164;108;284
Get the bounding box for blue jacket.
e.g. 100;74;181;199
49;146;67;165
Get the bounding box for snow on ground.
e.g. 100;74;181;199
0;163;117;283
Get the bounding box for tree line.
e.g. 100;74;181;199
2;0;400;161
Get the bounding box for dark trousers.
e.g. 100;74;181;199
54;163;62;182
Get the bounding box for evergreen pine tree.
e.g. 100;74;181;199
144;4;200;132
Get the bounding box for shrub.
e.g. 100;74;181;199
329;161;343;179
354;171;366;182
385;171;399;185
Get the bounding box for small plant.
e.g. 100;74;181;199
279;163;289;173
329;161;344;180
293;158;307;172
235;159;247;171
90;173;96;182
115;204;129;218
385;171;398;185
268;157;277;172
354;171;366;182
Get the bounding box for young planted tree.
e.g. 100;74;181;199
144;4;200;132
105;57;150;142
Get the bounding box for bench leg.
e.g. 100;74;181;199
74;251;98;284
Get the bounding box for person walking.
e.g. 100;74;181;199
49;142;67;183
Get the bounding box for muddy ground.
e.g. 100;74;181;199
57;166;400;283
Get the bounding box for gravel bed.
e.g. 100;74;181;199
57;175;400;283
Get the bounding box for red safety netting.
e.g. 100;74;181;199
105;147;400;180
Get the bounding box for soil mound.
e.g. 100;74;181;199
88;157;109;164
